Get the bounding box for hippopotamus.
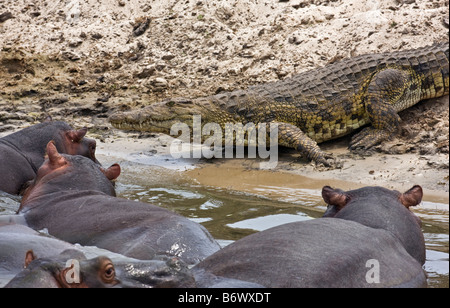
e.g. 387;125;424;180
0;222;79;286
193;185;427;288
18;141;221;265
0;121;97;195
5;249;196;288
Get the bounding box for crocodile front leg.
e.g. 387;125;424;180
349;68;418;151
274;122;336;167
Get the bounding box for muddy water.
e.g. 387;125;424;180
1;150;448;288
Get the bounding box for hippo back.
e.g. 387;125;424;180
1;121;73;168
22;193;221;265
193;219;427;288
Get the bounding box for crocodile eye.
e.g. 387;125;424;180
167;101;175;107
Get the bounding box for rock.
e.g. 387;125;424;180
0;12;14;23
419;144;437;155
154;77;168;86
396;0;416;4
133;17;151;37
288;36;303;45
68;40;83;48
91;33;103;40
61;51;81;61
97;93;111;102
147;77;168;91
134;66;156;79
162;53;176;61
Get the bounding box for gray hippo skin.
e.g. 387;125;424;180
1;222;195;288
18;142;220;265
321;185;426;265
0;223;80;286
0;121;97;195
193;185;426;288
5;250;195;288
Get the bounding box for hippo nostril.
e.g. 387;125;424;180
90;142;96;151
88;140;98;163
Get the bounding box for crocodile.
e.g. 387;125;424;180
109;41;449;166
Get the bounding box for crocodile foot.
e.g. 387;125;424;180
311;152;343;169
349;127;393;153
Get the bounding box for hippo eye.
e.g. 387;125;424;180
102;264;116;283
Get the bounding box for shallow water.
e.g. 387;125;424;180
1;156;448;288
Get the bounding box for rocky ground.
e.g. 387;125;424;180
0;0;449;195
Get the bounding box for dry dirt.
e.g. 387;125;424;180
0;0;449;197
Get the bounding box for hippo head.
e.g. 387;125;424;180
321;185;426;265
8;250;120;288
20;142;121;209
7;250;196;288
321;185;423;217
27;121;99;165
59;127;98;164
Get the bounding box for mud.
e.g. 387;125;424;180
1;0;448;197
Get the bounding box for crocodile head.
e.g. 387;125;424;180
109;98;198;134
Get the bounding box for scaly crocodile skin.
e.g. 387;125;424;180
110;41;449;166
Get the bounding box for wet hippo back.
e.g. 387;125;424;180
22;192;220;264
194;185;427;288
193;218;427;288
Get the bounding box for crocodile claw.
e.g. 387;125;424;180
314;152;343;169
349;127;392;152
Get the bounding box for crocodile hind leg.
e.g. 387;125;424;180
273;122;336;167
349;68;419;151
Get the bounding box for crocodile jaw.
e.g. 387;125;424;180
109;100;196;134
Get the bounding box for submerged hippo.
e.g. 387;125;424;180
5;250;195;288
18;141;221;265
0;223;79;286
193;185;426;288
0;121;97;195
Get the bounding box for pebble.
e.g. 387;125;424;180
134;66;156;79
133;17;151;37
0;12;14;23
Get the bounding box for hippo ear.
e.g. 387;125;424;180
322;186;350;208
102;164;121;181
65;127;88;143
399;185;423;208
46;141;67;168
57;262;81;288
24;250;36;268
